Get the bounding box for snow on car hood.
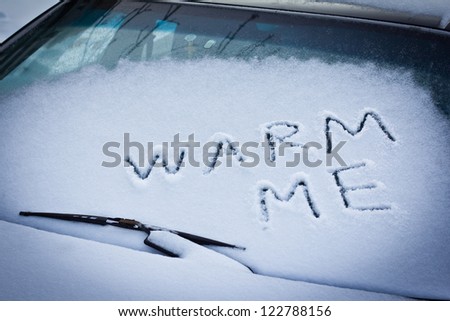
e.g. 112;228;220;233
0;57;449;299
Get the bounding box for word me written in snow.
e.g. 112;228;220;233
102;110;396;222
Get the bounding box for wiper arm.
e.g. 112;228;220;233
19;211;245;257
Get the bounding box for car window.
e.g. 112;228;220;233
2;1;449;113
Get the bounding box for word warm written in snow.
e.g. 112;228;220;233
102;110;396;222
102;123;348;171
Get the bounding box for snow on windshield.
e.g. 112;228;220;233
0;57;449;299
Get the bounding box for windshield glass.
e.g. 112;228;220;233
2;1;449;113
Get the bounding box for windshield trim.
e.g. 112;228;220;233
0;0;74;79
156;0;449;31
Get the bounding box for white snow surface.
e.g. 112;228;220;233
0;57;449;299
0;220;404;300
0;0;59;42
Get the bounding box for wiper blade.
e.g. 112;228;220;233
19;211;245;257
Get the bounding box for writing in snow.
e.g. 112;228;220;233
102;110;397;222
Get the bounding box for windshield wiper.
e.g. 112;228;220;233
19;211;245;257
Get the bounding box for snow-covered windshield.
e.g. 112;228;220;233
0;0;449;300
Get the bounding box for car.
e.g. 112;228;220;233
0;0;449;300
